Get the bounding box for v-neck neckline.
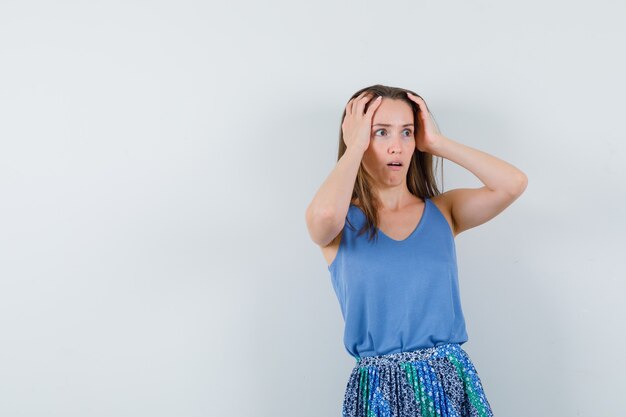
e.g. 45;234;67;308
351;198;429;242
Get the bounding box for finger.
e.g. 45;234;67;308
345;99;354;116
408;94;430;114
406;92;424;106
347;96;361;115
364;96;382;118
349;91;370;115
355;92;376;116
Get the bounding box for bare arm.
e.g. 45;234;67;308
305;92;381;247
435;135;528;236
406;93;527;237
305;146;365;247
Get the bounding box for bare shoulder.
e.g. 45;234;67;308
429;193;457;238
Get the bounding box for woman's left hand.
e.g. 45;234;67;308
406;92;446;155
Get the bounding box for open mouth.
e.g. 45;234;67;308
387;162;403;170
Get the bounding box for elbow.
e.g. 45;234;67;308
306;204;334;228
508;172;528;198
305;206;341;247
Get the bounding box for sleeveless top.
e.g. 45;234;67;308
327;197;468;360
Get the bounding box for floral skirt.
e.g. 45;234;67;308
342;343;494;417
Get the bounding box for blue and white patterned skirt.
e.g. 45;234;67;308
342;343;494;417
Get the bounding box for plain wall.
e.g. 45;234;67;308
0;0;624;416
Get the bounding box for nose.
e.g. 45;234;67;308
388;135;402;154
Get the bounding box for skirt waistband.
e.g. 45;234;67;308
355;343;464;367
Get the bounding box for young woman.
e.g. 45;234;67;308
305;84;527;417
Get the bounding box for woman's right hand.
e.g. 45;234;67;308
341;92;382;153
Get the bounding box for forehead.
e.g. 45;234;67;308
372;99;413;126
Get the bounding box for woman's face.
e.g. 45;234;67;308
361;98;416;188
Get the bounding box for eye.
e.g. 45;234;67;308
373;128;414;137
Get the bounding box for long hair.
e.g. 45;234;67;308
338;84;445;242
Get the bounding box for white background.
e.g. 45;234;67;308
1;0;624;416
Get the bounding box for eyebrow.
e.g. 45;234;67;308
372;123;414;127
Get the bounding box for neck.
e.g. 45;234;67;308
373;185;416;211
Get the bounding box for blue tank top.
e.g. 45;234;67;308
327;197;468;359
